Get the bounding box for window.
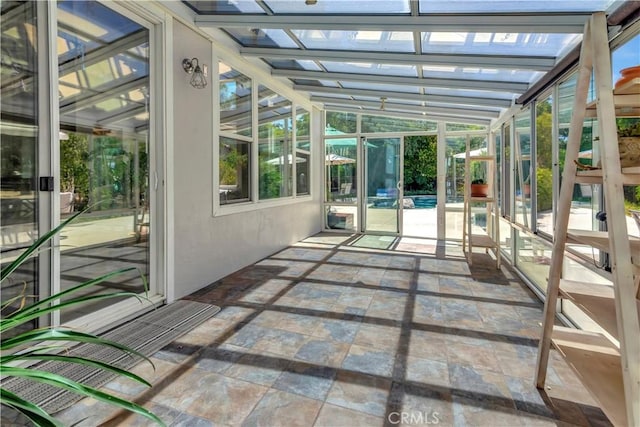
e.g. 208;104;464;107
220;62;251;137
514;108;532;227
219;63;252;204
258;85;293;200
536;94;553;235
220;137;250;204
296;108;310;196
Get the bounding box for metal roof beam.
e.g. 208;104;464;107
312;96;501;119
240;47;555;71
195;13;589;33
323;105;492;126
273;69;528;93
295;84;513;108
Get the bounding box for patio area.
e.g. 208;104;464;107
50;233;608;426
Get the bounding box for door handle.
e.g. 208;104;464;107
153;171;158;190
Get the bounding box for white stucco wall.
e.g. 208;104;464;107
169;22;322;298
171;21;322;299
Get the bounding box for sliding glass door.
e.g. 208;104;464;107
1;0;161;331
363;137;402;234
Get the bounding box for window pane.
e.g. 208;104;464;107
536;95;553;235
326;111;357;134
325;138;357;203
56;0;151;322
296;151;310;196
220;137;250;204
1;1;39;334
220;62;252;137
296;108;310;197
362;115;437;133
296;108;310;147
558;74;601;259
515;109;531;227
258;85;292;200
503;124;512;218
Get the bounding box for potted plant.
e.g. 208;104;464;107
523;175;531;197
471;178;489;197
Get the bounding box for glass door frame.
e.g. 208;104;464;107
360;135;404;236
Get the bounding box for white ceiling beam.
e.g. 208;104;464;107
295;84;513;108
195;13;589;33
324;105;492;126
312;96;501;119
273;69;529;92
240;47;555;71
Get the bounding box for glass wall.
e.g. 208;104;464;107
1;1;39;333
514;108;532;227
536;94;554;235
502;122;512;219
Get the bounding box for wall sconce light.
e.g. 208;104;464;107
182;57;207;89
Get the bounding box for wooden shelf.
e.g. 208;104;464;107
575;166;640;185
585;77;640;118
551;326;626;427
566;229;640;254
470;234;496;248
559;279;640;341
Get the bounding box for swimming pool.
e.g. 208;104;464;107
407;195;436;209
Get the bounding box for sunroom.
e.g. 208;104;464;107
1;1;639;426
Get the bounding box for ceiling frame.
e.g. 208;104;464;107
311;96;501;118
272;69;530;92
240;48;556;71
295;84;514;108
195;13;590;33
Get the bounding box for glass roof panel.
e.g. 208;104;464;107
321;61;417;77
266;59;322;71
292;30;415;52
425;87;516;100
224;28;298;48
292;79;341;88
421;32;582;57
265;0;410;14
341;81;420;93
419;0;617;13
183;1;266;14
422;65;542;83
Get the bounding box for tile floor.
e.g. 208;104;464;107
53;233;609;426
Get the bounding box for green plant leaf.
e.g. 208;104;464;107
0;388;63;427
1;289;147;333
2;367;165;426
6;267;141;319
0;354;152;388
1;210;85;283
0;329;155;371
